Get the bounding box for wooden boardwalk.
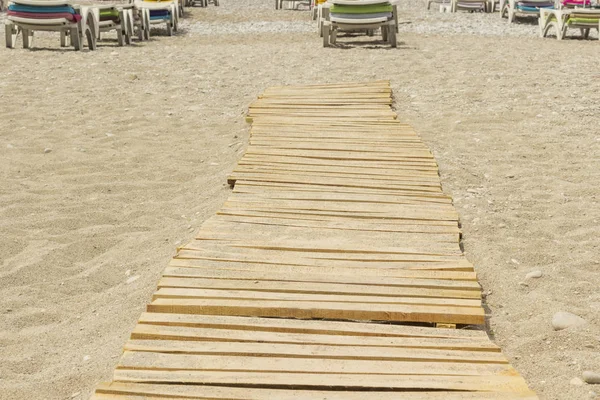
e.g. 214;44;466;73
94;81;538;399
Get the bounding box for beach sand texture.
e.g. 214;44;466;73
0;1;599;399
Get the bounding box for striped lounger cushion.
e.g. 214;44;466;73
7;4;81;21
329;3;393;13
100;8;121;23
149;9;171;20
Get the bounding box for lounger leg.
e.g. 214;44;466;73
70;28;80;50
85;23;96;50
144;11;151;39
22;28;31;49
124;27;131;45
389;26;397;47
582;28;590;39
558;23;566;40
117;29;124;46
330;27;337;45
322;23;330;47
382;25;388;42
5;22;17;49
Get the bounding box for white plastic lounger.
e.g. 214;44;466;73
321;0;398;48
276;0;308;10
88;4;135;46
501;0;554;22
540;7;600;39
134;0;177;36
5;0;96;50
427;0;451;11
451;0;489;12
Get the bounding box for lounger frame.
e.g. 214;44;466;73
539;7;600;39
321;6;398;48
501;0;553;23
5;2;96;50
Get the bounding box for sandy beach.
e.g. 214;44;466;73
1;1;599;399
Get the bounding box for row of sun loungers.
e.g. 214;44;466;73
4;0;216;50
428;0;600;40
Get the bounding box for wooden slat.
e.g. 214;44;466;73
94;382;539;400
135;313;492;340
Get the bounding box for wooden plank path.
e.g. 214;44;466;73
94;81;538;399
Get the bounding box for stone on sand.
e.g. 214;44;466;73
526;270;543;279
583;371;600;384
571;377;584;386
552;311;586;331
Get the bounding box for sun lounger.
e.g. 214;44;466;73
5;0;96;50
276;0;309;10
427;0;451;11
451;0;489;12
540;5;600;39
195;0;219;6
89;4;135;46
134;0;177;36
321;0;398;48
501;0;554;22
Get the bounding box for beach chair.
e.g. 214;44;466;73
134;0;177;36
90;4;135;46
131;4;150;40
322;0;398;48
276;0;309;9
195;0;219;6
540;2;600;39
5;0;96;50
487;0;500;11
501;0;554;22
451;0;489;12
428;0;451;11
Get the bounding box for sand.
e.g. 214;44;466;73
1;1;599;399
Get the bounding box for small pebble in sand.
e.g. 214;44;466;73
43;148;52;154
526;270;543;279
126;275;140;284
498;223;507;228
7;144;14;149
571;377;584;386
83;355;91;362
583;371;600;384
552;312;586;331
71;392;81;398
125;269;131;277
